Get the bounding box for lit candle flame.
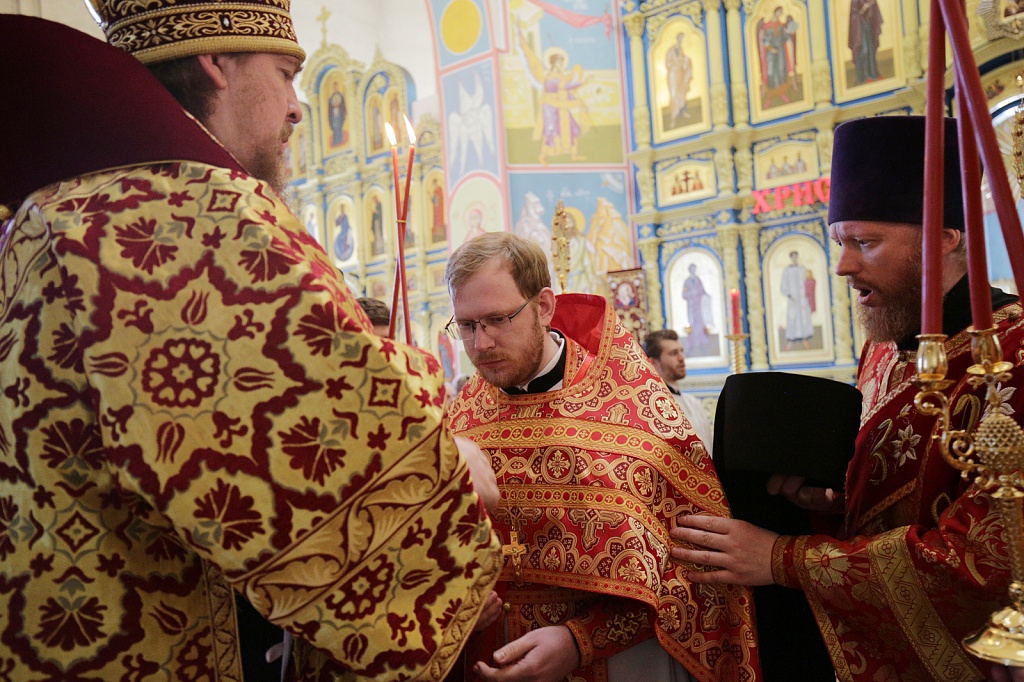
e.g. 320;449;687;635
403;114;416;147
384;122;397;148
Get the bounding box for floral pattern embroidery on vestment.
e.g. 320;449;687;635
0;161;501;681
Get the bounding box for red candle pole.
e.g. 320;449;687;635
388;254;402;339
921;0;946;336
395;115;416;346
729;289;742;335
936;0;1024;301
402;115;416;220
953;63;993;331
385;123;405;341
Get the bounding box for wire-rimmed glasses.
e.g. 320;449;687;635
445;296;536;341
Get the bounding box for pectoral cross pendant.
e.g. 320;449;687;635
501;526;528;587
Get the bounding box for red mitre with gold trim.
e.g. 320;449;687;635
85;0;305;65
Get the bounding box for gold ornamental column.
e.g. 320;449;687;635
916;0;931;78
719;223;744;323
412;158;429;347
724;0;749;127
816;127;834;174
624;12;656;213
807;2;833;106
828;239;856;365
721;226;749;373
902;0;924;78
624;13;652;151
703;0;730;129
739;225;769;369
734;146;753;194
638;237;665;329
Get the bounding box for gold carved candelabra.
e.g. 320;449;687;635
914;330;1024;665
550;200;570;294
725;333;749;374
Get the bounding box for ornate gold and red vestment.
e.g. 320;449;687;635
774;289;1024;681
0;16;500;681
449;294;761;682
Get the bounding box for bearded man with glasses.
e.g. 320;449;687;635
444;232;761;682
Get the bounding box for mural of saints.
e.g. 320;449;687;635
369;195;385;256
849;0;883;84
296;124;308;174
682;263;716;356
756;7;802;108
429;177;448;244
463;206;486;244
562;206;605;295
665;32;693;126
369;98;384;154
764;237;832;363
587;197;632;274
447;70;496;176
779;250;814;350
333;203;354;262
512;192;554;281
388;92;402;140
327;82;347;147
514;19;591;163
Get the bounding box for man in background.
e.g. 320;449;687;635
0;3;499;680
643;329;713;451
357;296;392;337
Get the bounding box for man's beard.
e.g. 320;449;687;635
471;312;547;389
663;365;686;383
248;123;292;195
855;250;923;343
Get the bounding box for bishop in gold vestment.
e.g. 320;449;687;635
0;9;500;680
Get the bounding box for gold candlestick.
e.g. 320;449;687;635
725;333;749;374
550;200;569;294
914;328;1024;666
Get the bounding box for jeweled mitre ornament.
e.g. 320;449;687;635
84;0;305;65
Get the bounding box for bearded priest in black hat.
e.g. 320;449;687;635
672;115;1024;681
0;3;503;681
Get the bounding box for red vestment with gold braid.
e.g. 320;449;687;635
449;294;761;682
774;297;1024;681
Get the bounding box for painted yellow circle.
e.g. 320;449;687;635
441;0;482;54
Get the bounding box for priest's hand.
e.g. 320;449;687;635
670;514;777;586
766;474;844;514
473;625;580;682
990;665;1024;682
474;591;503;633
455;436;499;513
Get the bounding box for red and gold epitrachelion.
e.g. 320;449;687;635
449;294;761;682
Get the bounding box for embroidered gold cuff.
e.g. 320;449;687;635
771;534;799;587
564;618;594;668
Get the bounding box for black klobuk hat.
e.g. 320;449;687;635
827;115;966;230
711;371;863;681
713;371;862;494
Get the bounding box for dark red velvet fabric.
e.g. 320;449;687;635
0;15;242;207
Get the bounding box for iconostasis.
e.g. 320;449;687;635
285;0;1024;397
